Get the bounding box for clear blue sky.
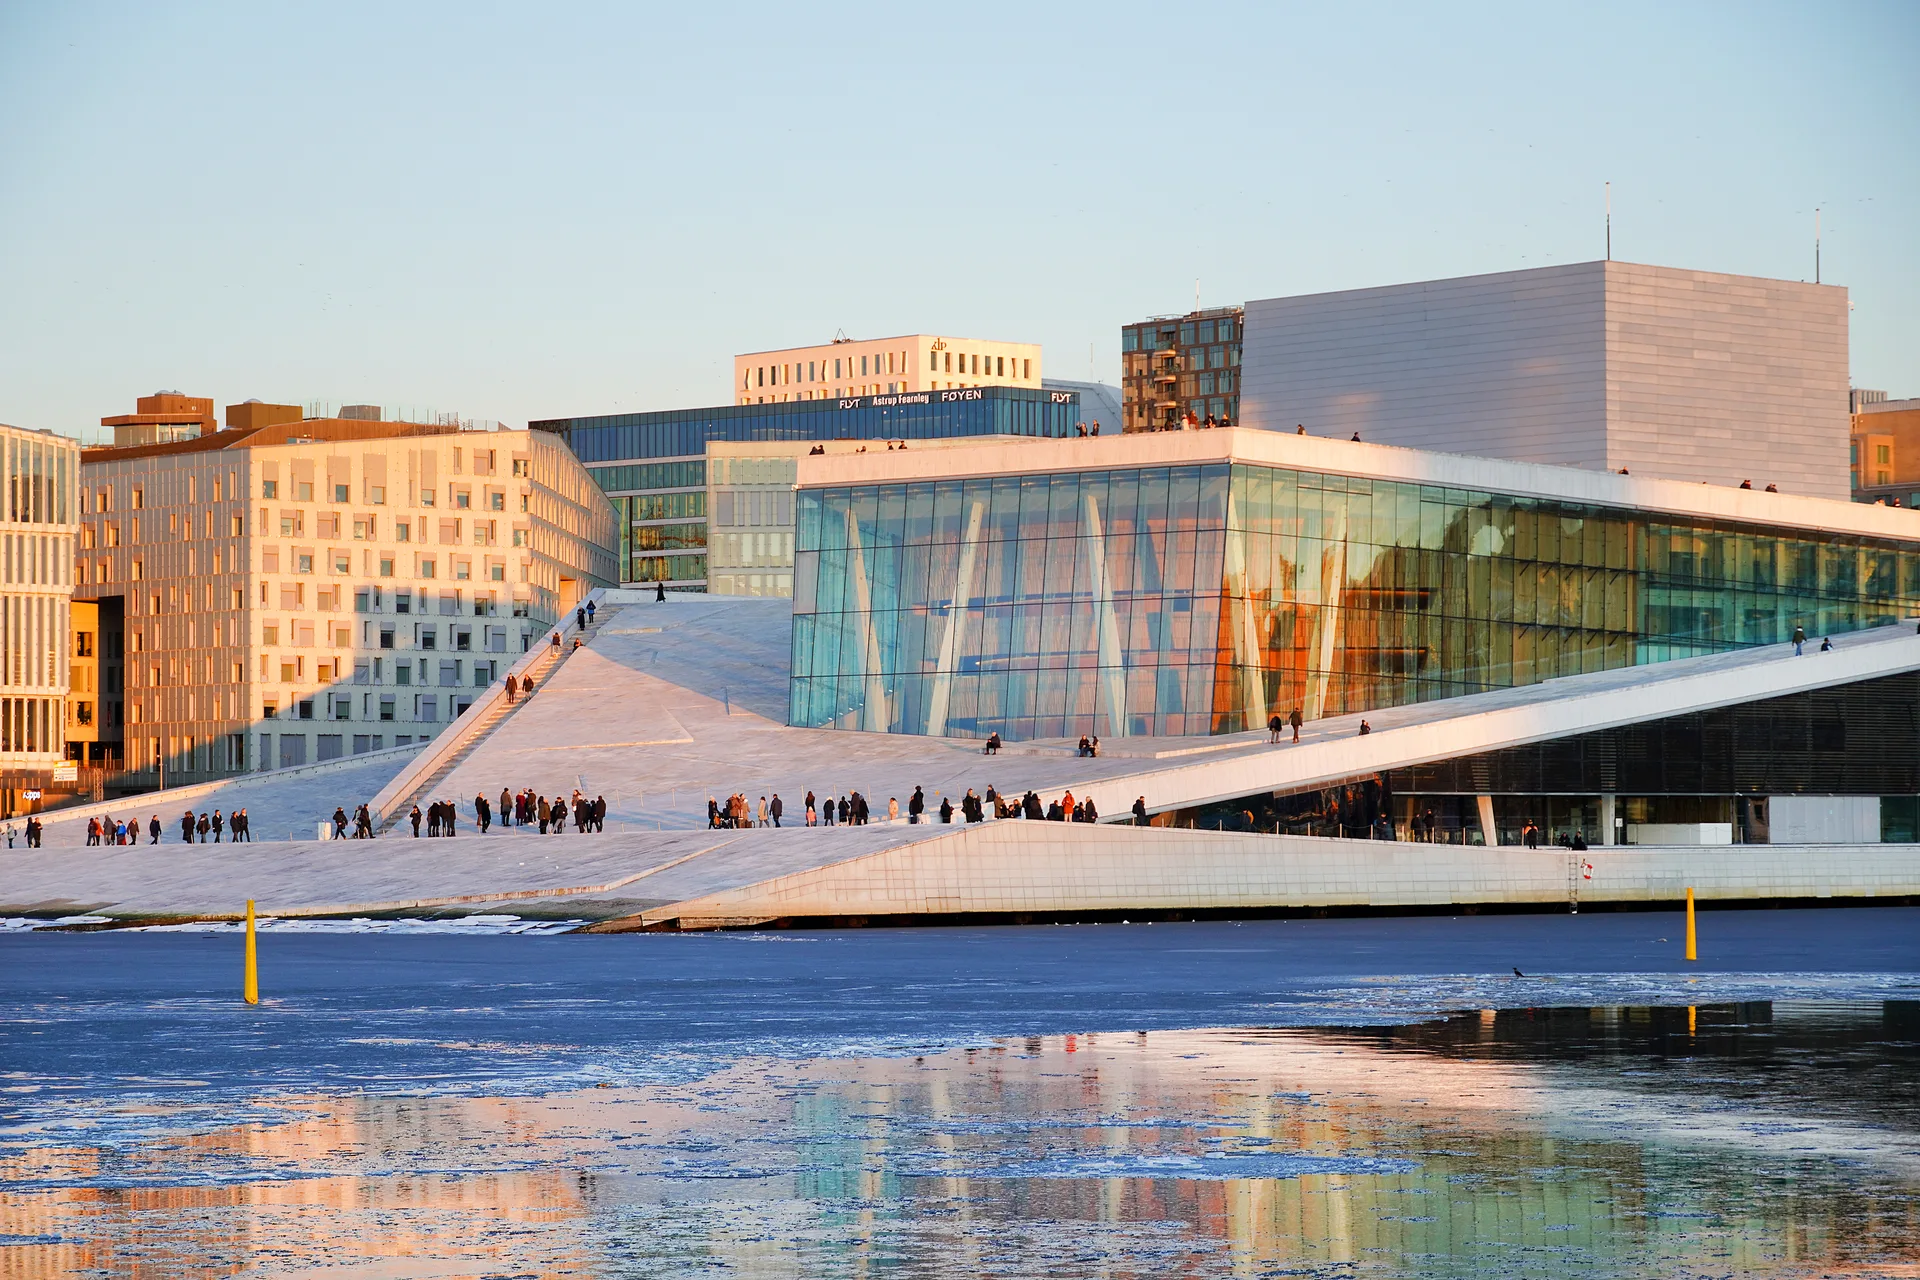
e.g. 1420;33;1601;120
2;1;1915;442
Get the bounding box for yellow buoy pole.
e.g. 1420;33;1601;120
1684;886;1697;963
1688;1005;1696;1036
243;899;259;1005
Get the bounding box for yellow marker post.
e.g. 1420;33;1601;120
1688;1005;1697;1036
1684;887;1697;963
243;899;259;1005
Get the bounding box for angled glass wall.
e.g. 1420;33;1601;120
790;462;1920;741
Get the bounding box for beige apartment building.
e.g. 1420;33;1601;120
0;422;80;809
77;415;617;783
734;335;1041;405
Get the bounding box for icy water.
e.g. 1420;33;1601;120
2;909;1917;1278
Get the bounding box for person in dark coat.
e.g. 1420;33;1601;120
181;810;195;843
655;580;666;602
1133;796;1149;826
409;805;422;837
939;795;954;823
211;810;224;842
908;787;925;824
593;796;606;832
149;815;161;844
1289;707;1303;743
1267;714;1283;744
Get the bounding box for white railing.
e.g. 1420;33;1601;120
368;587;608;825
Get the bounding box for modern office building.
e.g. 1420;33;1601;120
1121;306;1244;432
733;335;1042;405
101;392;218;447
0;423;81;810
1852;396;1920;508
1042;379;1124;434
77;412;616;783
787;429;1920;743
1238;262;1851;499
532;386;1084;588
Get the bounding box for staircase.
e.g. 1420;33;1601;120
374;602;623;833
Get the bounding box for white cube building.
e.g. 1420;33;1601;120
1238;261;1851;499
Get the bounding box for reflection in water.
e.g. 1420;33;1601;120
3;1004;1916;1277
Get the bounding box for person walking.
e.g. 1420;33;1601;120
237;809;252;842
576;606;587;631
180;810;195;843
550;631;562;655
504;673;518;705
770;793;784;828
1793;624;1806;656
211;810;224;843
1267;713;1283;744
354;804;373;839
197;812;212;842
586;600;597;625
149;814;161;844
475;793;491;834
655;580;666;603
86;817;99;846
1134;796;1149;826
1289;706;1303;744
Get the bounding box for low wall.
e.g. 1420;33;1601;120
641;823;1920;925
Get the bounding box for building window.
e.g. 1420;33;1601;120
334;483;349;503
296;482;313;501
369;485;385;504
262;480;278;498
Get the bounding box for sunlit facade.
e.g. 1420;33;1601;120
789;431;1920;740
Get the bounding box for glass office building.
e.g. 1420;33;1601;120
790;438;1920;740
533;388;1083;586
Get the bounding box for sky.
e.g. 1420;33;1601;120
1;1;1915;443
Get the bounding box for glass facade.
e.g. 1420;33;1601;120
535;388;1082;585
790;460;1920;740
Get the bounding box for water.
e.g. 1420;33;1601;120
3;908;1917;1276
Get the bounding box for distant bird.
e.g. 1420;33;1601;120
1512;967;1525;977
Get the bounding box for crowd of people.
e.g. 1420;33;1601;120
701;783;1119;829
403;789;608;837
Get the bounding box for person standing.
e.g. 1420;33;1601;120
197;812;211;842
908;786;925;825
236;809;251;842
1267;714;1282;744
1133;796;1149;826
586;600;597;625
939;795;954;823
770;793;783;828
180;810;195;843
886;796;899;823
804;791;817;826
148;814;161;844
576;606;587;631
409;804;423;837
499;787;513;827
1792;624;1806;656
655;580;666;603
475;794;491;834
211;810;224;843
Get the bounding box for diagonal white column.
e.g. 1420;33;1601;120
1082;490;1128;736
843;507;889;732
925;497;986;737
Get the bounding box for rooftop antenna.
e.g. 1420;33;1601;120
1605;181;1611;261
1815;207;1821;284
